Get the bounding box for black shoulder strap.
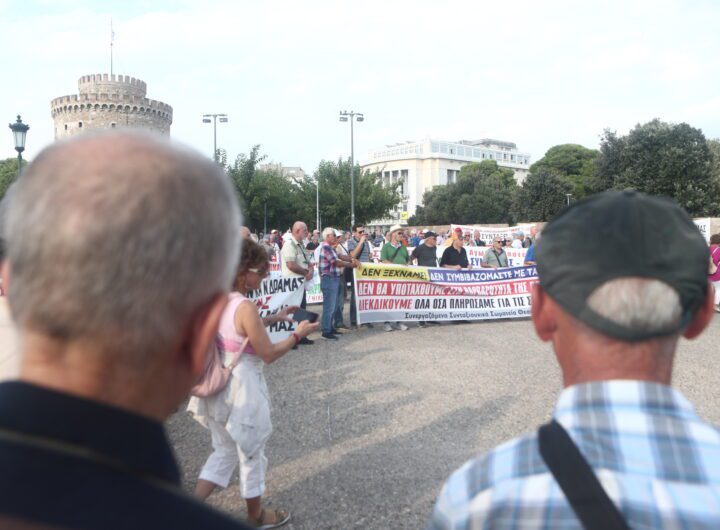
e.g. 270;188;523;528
538;420;630;530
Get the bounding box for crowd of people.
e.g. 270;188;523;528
0;131;719;529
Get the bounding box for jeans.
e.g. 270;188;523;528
349;282;357;326
333;279;347;327
320;275;340;335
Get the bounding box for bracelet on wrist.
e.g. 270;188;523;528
291;332;301;344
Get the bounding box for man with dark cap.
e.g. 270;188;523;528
428;190;719;529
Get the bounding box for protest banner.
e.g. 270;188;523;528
246;274;305;342
354;263;538;324
451;224;535;243
694;218;711;243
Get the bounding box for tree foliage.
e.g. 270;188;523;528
294;159;401;229
222;146;300;232
0;158;22;203
411;161;518;225
512;168;572;222
593;119;720;216
529;144;598;199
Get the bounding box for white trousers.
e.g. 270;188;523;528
713;280;720;305
198;355;272;499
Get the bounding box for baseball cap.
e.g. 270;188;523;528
423;231;437;238
536;190;708;341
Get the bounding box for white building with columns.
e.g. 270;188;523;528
361;138;531;227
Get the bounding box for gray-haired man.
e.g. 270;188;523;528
0;132;251;529
429;190;719;529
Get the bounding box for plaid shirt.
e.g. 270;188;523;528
318;242;340;277
428;380;720;530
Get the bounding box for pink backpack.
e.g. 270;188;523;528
190;334;248;398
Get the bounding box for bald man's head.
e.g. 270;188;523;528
3;131;241;360
292;221;308;241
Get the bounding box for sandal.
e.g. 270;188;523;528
251;508;291;529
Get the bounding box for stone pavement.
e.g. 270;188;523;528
167;314;720;529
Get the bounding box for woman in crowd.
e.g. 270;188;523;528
710;233;720;313
189;240;319;529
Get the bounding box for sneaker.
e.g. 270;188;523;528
383;322;394;332
335;323;350;331
299;337;314;345
395;323;409;331
418;322;427;328
321;333;339;340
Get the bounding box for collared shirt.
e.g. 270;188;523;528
380;242;409;265
281;237;310;277
0;381;251;530
482;247;508;268
428;380;720;530
319;242;341;277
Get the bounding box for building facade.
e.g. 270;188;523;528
361;138;531;227
51;74;173;139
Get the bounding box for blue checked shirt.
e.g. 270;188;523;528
428;380;720;529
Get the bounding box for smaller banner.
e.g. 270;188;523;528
247;274;305;342
451;224;535;243
694;218;711;243
354;263;538;324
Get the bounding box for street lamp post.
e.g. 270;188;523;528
566;193;572;206
339;110;364;228
316;177;321;232
202;113;228;163
8;115;29;180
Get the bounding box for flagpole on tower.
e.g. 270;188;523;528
110;18;114;75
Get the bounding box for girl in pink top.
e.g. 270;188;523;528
190;241;318;529
710;233;720;312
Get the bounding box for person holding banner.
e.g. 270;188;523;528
381;225;411;332
281;221;315;345
192;240;319;530
319;228;358;340
440;235;469;270
347;224;374;328
482;237;509;268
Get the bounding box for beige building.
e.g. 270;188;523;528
361;138;531;226
51;73;173;139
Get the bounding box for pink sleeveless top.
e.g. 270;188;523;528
218;292;257;355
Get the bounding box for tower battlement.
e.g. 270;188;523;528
50;73;172;139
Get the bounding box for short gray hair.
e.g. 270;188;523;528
3;132;241;359
322;227;335;239
586;278;682;334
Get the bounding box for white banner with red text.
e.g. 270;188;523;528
353;263;539;324
246;274;305;343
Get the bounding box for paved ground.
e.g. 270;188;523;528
167;312;720;530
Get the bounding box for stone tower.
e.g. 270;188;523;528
51;74;173;140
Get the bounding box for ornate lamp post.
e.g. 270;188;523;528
8;115;29;179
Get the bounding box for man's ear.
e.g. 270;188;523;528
185;293;229;378
683;284;715;340
531;283;556;342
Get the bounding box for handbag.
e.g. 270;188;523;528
538;420;630;530
190;334;248;398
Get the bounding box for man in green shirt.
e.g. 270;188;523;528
380;225;410;332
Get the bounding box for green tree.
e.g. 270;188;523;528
222;146;300;231
412;160;518;224
294;159;400;229
512;168;572;222
0;158;23;203
530;144;598;199
592;119;720;215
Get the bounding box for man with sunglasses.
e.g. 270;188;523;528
482;237;509;269
347;224;373;328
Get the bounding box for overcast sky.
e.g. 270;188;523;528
2;0;719;173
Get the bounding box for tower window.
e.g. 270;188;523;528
78;122;83;128
64;124;68;130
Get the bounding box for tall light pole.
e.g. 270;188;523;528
8;115;29;180
566;193;572;206
202;113;228;163
316;176;321;232
339;110;364;228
